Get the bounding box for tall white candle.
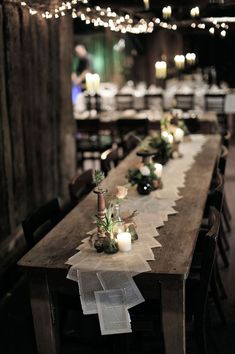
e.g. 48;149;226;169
174;127;184;142
155;61;167;79
186;53;196;66
92;73;100;93
154;163;163;178
85;73;93;94
162;6;171;19
174;55;185;70
117;232;132;252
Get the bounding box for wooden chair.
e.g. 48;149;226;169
69;169;95;206
122;132;141;157
144;94;163;110
117;118;148;151
131;207;221;354
204;94;225;113
174;94;194;111
100;147;120;176
187;207;221;354
218;145;231;235
115;94;134;110
76;119;113;169
22;198;61;249
203;169;229;268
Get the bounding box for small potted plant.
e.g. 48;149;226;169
95;202;119;254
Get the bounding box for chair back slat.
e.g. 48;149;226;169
115;94;134;110
101;148;120;176
22;198;61;249
198;207;220;314
175;94;194;111
69;169;94;204
145;94;163;110
205;94;225;113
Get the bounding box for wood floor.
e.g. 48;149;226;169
1;143;235;354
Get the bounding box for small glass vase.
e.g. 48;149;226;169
137;178;152;195
112;203;125;236
103;233;119;254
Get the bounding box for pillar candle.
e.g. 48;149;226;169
174;55;185;70
154;163;163;178
162;6;171;19
117;232;132;252
85;73;94;94
186;53;196;66
92;73;100;94
155;61;167;79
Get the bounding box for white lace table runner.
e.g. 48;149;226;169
66;134;207;335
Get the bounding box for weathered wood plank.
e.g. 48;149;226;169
0;5;11;238
58;16;76;199
0;3;75;241
161;279;186;354
3;3;27;224
18;135;220;277
48;19;60;198
29;271;60;354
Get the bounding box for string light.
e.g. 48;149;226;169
220;30;226;37
209;27;215;34
15;1;230;36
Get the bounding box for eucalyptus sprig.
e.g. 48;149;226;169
93;170;105;190
96;202;115;234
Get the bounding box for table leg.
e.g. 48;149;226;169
29;270;60;354
161;278;186;354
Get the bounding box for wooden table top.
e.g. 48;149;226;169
18;135;220;280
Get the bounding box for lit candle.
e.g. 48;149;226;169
174;127;184;142
154;163;163;178
117;232;132;252
92;73;100;94
190;6;199;18
174;55;185;70
85;73;93;94
186;53;196;66
162;6;172;19
155;61;167;79
143;0;149;10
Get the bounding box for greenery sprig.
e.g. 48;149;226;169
96;202;114;234
93;170;105;190
127;163;157;186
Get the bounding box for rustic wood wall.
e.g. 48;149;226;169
0;1;76;241
133;30;184;85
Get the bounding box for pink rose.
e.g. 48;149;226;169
116;185;128;199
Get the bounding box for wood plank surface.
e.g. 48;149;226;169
18;135;220;279
0;3;75;242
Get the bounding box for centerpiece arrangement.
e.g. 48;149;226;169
147;133;172;165
92;171;138;254
160;112;185;158
127;160;163;195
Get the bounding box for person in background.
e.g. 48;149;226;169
71;44;92;90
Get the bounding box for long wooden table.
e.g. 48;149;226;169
18;135;220;354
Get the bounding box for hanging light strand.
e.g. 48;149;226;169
16;1;229;36
19;0;88;19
